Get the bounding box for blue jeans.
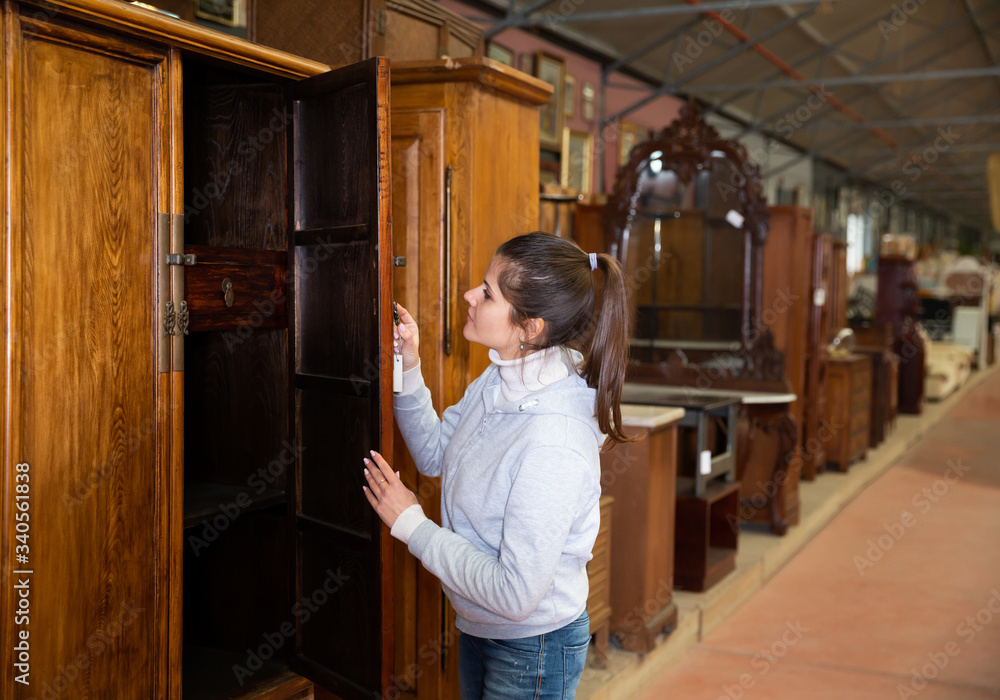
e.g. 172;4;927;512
458;610;590;700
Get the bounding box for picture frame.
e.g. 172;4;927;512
486;41;515;68
535;51;566;152
581;82;595;122
564;74;576;118
618;120;646;167
561;127;594;193
195;0;243;27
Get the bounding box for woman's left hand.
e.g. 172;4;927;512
362;450;419;528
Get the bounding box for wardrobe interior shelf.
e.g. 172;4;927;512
183;481;287;530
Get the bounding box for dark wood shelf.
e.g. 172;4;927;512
183;481;287;529
183;645;290;700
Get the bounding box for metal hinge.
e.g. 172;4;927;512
393;256;406;267
166;253;197;266
163;300;190;337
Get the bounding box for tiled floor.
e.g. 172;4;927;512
638;370;1000;700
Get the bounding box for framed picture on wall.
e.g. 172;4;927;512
486;41;515;67
581;81;595;122
564;74;576;118
618;120;646;166
561;127;593;192
196;0;243;26
535;51;566;151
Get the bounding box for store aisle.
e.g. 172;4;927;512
639;369;1000;700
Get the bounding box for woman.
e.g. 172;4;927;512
362;232;631;700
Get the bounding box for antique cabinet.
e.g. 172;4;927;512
249;0;483;67
830;240;850;334
600;405;684;652
0;2;393;699
801;233;833;480
387;59;550;700
854;348;891;447
877;256;925;414
587;495;614;668
762;206;814;479
825;355;872;471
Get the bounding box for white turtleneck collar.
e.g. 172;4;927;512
487;345;571;407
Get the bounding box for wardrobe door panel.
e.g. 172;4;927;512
286;57;393;700
1;15;170;700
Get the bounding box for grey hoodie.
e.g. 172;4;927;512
393;351;603;639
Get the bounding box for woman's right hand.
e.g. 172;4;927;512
394;302;421;371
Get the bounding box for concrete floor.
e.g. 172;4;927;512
580;365;1000;700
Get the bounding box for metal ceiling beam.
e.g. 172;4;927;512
690;67;1000;93
513;0;846;26
798;113;1000;131
961;0;1000;95
834;143;1000;156
705;3;943;117
483;0;556;39
728;11;994;142
605;7;815;124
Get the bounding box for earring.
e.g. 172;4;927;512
519;337;525;351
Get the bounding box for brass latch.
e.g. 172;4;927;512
166;253;197;266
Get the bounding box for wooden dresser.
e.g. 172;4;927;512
587;496;614;668
825;355;872;471
600;405;685;652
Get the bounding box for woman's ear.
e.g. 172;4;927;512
525;318;545;345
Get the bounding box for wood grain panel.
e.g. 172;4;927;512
2;21;168;699
183;69;288;251
389;109;444;695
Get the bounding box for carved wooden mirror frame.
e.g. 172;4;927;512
606;102;787;387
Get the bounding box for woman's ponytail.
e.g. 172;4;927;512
583;254;632;447
494;233;633;448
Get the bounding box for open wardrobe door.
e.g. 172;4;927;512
285;56;394;699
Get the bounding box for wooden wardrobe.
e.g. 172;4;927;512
387;59;550;700
761;206;814;479
1;2;394;698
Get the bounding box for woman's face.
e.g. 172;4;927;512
463;257;522;360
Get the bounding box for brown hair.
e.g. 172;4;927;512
494;232;632;446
